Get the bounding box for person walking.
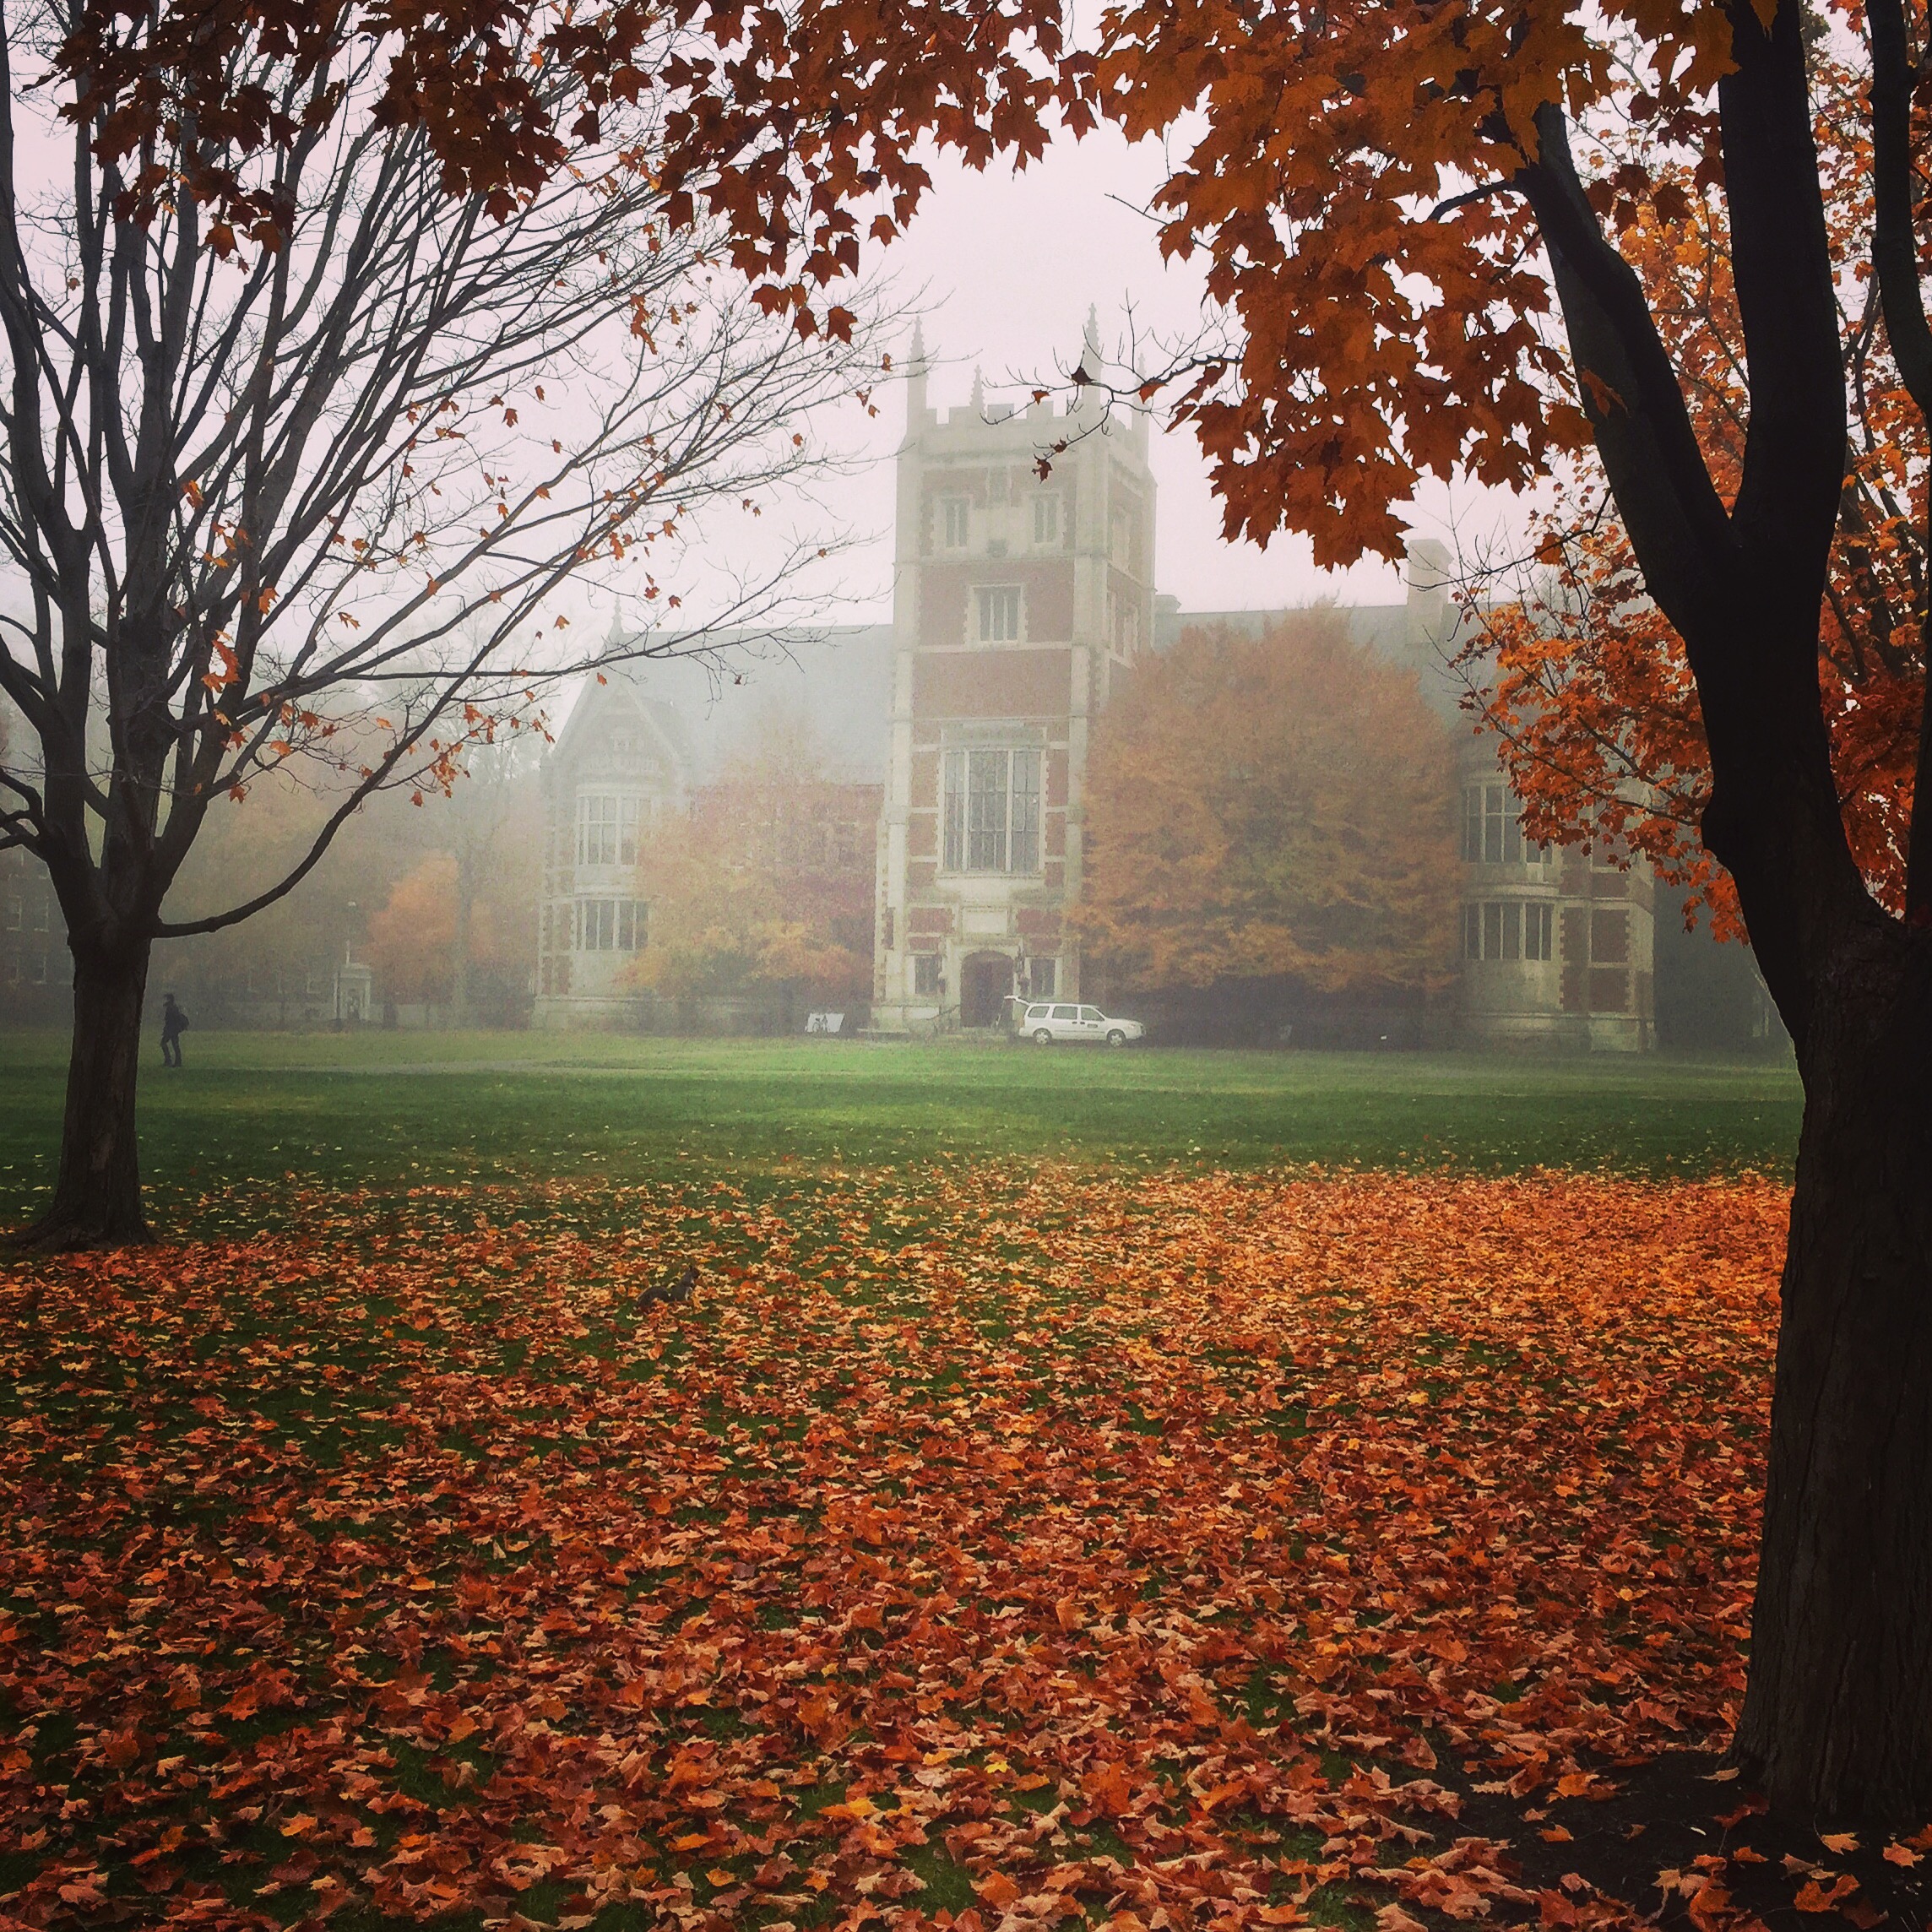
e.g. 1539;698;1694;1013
160;993;189;1068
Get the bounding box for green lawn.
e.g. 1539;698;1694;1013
0;1028;1801;1233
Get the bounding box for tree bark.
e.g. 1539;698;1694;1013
1731;915;1932;1823
16;935;155;1251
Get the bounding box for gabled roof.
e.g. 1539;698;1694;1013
546;670;693;788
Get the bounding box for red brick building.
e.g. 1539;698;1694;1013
873;326;1159;1029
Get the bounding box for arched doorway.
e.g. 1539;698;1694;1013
960;951;1014;1029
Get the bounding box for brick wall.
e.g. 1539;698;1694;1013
913;648;1073;719
917;561;1077;649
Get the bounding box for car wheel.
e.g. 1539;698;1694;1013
1106;1029;1127;1047
1033;1028;1054;1046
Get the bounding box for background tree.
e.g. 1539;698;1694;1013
362;847;530;1018
143;756;401;1023
363;856;463;1012
627;707;874;1018
1075;616;1458;1007
127;733;541;1027
0;3;882;1246
627;855;868;1014
442;740;542;1026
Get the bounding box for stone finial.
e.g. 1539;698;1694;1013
906;321;931;424
1072;306;1104;408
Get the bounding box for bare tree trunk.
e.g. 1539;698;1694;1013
18;935;155;1250
1732;920;1932;1823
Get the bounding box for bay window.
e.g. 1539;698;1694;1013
1463;899;1555;963
575;898;647;951
577;794;643;866
1461;784;1548;866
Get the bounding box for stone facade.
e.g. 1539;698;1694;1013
529;645;886;1032
1452;784;1657;1052
532;347;1658;1050
1;849;65;1023
531;675;689;1028
1411;547;1656;1052
871;333;1158;1031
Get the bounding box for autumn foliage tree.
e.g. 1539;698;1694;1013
626;708;873;1013
149;761;417;1017
1076;617;1458;1008
363;853;527;1013
364;858;464;1009
46;0;1932;1830
627;855;869;1012
1462;57;1924;941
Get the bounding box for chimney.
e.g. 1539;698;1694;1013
1405;537;1453;654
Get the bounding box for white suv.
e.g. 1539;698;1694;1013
1021;1002;1146;1047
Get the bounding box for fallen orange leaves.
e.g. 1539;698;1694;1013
0;1169;1807;1927
1795;1875;1861;1913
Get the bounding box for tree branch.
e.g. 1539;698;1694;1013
1516;107;1735;647
1428;180;1519;222
1722;0;1850;589
1867;0;1932;415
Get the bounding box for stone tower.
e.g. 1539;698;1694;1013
872;321;1159;1030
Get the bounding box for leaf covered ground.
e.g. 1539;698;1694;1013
3;1166;1915;1930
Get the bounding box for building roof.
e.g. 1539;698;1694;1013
546;668;694;783
556;539;1473;793
553;623;896;787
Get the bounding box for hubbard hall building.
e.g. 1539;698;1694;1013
866;326;1657;1050
532;323;1674;1050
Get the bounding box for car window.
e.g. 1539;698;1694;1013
1050;1005;1077;1021
1025;1005;1050;1019
1079;1007;1102;1023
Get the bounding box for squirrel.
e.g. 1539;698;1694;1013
635;1261;697;1309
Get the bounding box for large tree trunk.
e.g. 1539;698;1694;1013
16;934;155;1251
1732;917;1932;1823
